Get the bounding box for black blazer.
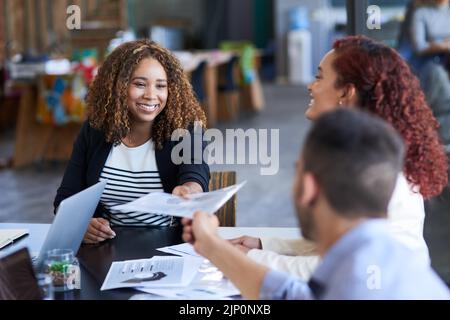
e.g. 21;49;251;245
54;121;210;217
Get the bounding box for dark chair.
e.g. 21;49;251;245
191;60;208;103
208;171;236;227
0;248;43;300
0;66;20;133
217;56;240;121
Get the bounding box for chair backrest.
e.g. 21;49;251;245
218;56;240;92
0;248;42;300
208;171;236;226
191;60;207;102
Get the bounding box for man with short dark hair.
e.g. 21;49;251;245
182;109;450;299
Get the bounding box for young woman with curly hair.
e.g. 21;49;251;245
54;40;210;243
230;35;449;280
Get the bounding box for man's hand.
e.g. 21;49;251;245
83;218;116;244
183;213;269;300
172;182;203;199
229;236;262;253
181;211;219;256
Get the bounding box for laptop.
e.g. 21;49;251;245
34;180;107;268
0;248;43;300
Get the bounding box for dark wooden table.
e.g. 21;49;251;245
0;223;183;300
64;226;184;300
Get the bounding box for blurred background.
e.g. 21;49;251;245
0;0;449;284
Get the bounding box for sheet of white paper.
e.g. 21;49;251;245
137;285;239;299
112;181;246;218
157;243;201;258
133;259;241;300
136;264;240;299
0;229;29;249
100;256;203;291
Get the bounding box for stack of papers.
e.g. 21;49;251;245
102;247;242;299
101;256;203;291
147;243;241;299
112;181;246;218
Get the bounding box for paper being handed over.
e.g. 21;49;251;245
112;181;246;219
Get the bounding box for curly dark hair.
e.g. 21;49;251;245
332;35;448;199
86;39;207;150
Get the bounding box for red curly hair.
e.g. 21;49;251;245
332;35;448;199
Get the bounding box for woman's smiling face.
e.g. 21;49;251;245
127;57;168;124
305;50;345;121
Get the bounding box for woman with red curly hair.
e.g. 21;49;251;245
230;35;448;280
307;35;448;199
54;40;209;243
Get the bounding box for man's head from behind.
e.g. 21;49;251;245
294;109;404;241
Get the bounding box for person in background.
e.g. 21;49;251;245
230;35;448;280
54;39;210;244
182;110;450;299
410;0;450;60
409;0;450;145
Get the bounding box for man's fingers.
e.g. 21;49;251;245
182;229;194;244
212;215;219;228
181;217;192;226
182;232;192;243
183;225;193;236
182;224;194;243
192;211;205;219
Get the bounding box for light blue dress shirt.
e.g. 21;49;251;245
260;220;450;300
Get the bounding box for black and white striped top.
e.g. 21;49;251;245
99;140;172;227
